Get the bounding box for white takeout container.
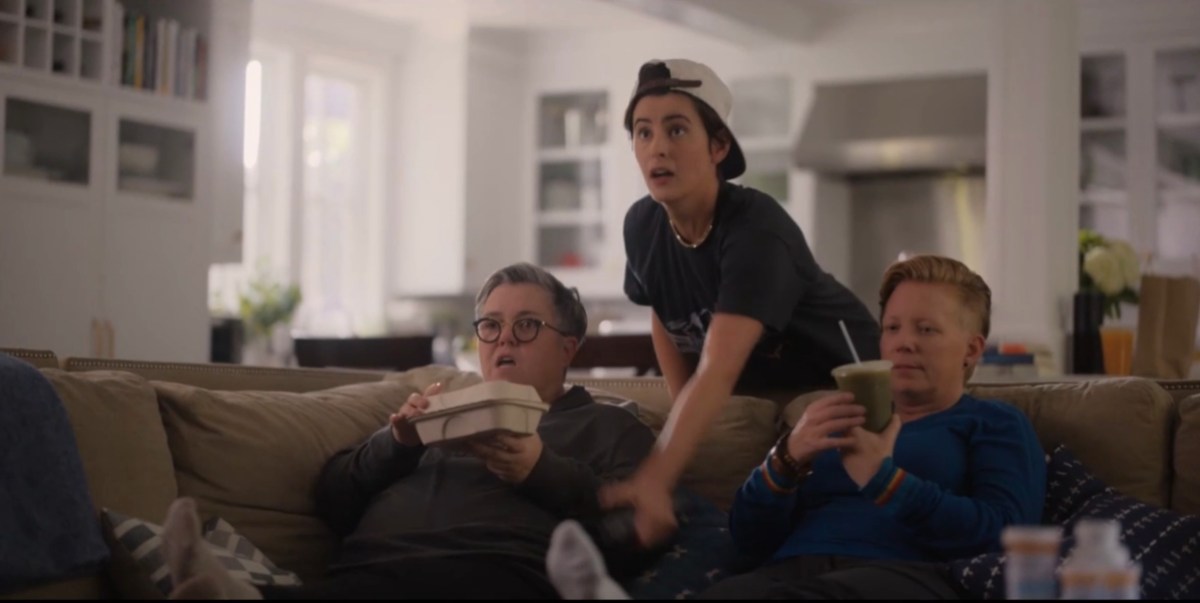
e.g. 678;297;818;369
411;381;548;446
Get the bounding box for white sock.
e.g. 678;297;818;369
161;498;262;600
546;520;630;600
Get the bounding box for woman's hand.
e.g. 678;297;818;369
469;433;544;484
600;461;678;548
389;382;443;447
840;415;902;488
786;393;867;466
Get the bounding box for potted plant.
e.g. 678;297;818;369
238;270;302;366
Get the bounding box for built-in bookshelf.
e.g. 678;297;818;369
0;0;248;362
0;0;207;100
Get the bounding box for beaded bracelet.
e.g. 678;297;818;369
769;432;811;481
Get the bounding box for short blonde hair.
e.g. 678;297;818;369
879;255;991;339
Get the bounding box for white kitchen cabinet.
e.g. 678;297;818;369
1079;38;1200;275
1153;45;1200;274
731;75;794;207
532;90;624;296
0;0;247;362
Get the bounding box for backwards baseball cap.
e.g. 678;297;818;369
623;58;746;180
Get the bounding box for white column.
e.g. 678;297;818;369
983;0;1080;374
393;17;470;296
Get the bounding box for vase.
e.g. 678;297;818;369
1100;326;1135;376
1072;290;1106;374
241;324;293;367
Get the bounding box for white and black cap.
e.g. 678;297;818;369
623;58;746;180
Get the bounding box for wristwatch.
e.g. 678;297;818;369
769;432;812;482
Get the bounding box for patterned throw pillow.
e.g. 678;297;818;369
102;509;301;597
581;386;644;418
622;489;742;600
949;445;1200;600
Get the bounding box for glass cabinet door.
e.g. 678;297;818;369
1080;54;1130;242
1154;47;1200;269
536;91;607;269
730;75;793;206
539;92;607;149
116;118;195;200
3;96;91;185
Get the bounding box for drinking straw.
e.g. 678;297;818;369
839;319;861;364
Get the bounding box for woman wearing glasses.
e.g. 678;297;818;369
157;262;660;599
606;59;880;547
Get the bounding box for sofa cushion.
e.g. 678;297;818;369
64;357;385;393
781;390;839;428
568;378;673;430
0;576;107;600
1173;394;1200;516
578;385;643;417
682;395;779;510
382;364;483;394
42;369;178;524
968;378;1174;507
572;380;777;511
102;509;300;597
153;378;422;582
1042;444;1109;525
950;445;1200;600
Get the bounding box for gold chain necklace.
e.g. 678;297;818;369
668;218;714;249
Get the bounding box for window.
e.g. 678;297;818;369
208;44;385;338
299;59;383;336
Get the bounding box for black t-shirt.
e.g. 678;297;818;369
623;183;881;391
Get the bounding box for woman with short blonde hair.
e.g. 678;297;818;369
707;254;1044;599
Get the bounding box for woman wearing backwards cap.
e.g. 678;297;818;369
603;59;880;546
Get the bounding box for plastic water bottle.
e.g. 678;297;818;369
1003;525;1063;599
1060;519;1141;600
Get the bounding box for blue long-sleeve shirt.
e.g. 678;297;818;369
730;394;1045;564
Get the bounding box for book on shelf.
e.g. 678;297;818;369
115;2;206;101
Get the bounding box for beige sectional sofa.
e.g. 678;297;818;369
2;347;1198;599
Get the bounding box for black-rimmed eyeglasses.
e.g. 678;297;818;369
472;317;570;343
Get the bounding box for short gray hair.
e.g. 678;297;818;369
475;263;588;342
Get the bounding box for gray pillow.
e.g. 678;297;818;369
102;508;301;597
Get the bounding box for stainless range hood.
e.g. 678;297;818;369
793;74;987;175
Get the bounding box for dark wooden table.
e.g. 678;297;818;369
294;333;659;376
572;333;659;376
294;336;435;371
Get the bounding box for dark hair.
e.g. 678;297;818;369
475;263;588;342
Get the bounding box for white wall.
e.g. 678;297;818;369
464;29;531;290
392;21;470;296
209;0;252;264
1080;0;1200;48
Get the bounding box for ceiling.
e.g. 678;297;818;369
314;0;986;47
313;0;672;31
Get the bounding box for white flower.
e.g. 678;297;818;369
1109;240;1140;289
1084;247;1124;295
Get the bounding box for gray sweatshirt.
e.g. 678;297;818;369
314;386;656;581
